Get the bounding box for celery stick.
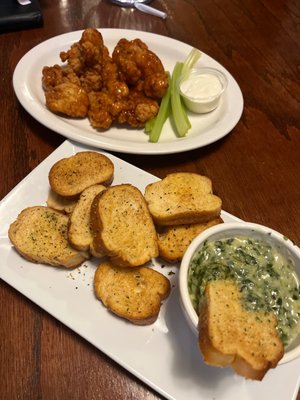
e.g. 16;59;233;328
146;48;201;142
144;117;156;133
181;48;202;77
149;72;171;143
171;62;191;137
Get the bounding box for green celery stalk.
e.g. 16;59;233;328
146;48;201;142
171;62;191;137
181;48;202;77
144;117;156;133
149;72;171;143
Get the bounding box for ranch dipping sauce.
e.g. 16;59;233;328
178;67;227;113
180;73;223;100
188;236;300;346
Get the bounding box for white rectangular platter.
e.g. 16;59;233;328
1;140;299;400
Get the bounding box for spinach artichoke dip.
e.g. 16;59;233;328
188;236;300;346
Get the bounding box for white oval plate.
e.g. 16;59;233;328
13;29;243;154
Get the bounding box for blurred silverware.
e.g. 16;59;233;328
17;0;32;5
134;3;167;19
110;0;167;19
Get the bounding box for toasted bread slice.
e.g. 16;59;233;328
199;280;284;380
94;260;171;325
49;151;114;197
47;189;78;214
157;217;223;263
144;173;222;226
68;184;106;252
8;206;89;268
91;184;159;267
89;242;105;258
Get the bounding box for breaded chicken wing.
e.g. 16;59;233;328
116;90;159;127
60;28;108;93
42;29;107;118
88;91;114;129
42;29;168;129
60;28;105;74
45;83;89;118
112;38;169;99
88;89;159;129
42;64;88;118
42;65;81;90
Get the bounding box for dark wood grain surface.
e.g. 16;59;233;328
1;0;299;399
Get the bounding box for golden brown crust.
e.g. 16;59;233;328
198;280;284;380
47;189;78;214
144;173;222;226
68;184;106;251
91;184;159;267
94;260;171;325
48;151;114;197
8;206;89;268
157;217;223;263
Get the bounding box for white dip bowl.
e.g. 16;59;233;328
178;67;228;113
179;221;300;364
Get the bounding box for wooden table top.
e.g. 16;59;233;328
1;0;299;399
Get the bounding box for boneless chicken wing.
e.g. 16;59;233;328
112;38;169;98
42;64;81;90
88;89;159;129
42;29;168;129
115;90;159;127
60;28;108;93
42;29;107;118
44;82;89;118
42;65;89;117
88;91;114;129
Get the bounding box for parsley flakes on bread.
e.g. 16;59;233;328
144;172;223;263
68;184;106;252
144;173;222;226
157;217;223;263
94;260;171;325
199;280;284;380
49;151;114;197
91;184;159;268
8;206;89;268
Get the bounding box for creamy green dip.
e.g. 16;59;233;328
188;236;300;346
